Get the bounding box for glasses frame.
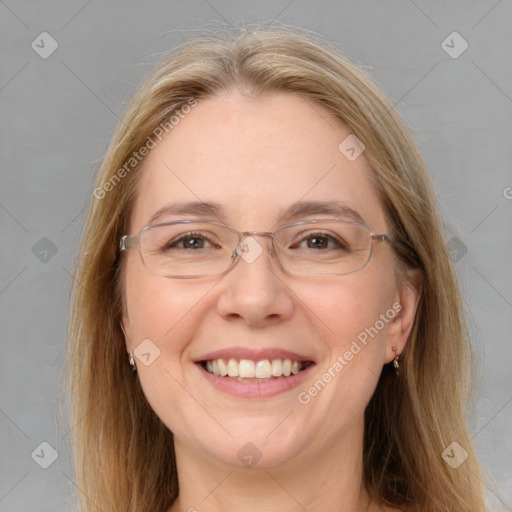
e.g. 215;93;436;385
118;218;392;279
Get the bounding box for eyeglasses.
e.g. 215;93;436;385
118;219;392;279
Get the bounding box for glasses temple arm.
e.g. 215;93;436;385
119;235;139;252
372;234;392;244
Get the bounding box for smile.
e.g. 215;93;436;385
202;358;309;381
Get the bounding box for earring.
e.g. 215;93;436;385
128;352;137;373
392;346;400;376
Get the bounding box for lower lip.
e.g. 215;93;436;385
196;363;315;399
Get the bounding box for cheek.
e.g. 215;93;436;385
295;270;395;415
123;270;211;433
302;268;395;350
124;259;209;345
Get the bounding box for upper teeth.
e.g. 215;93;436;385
205;358;303;379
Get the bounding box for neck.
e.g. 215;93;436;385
168;417;375;512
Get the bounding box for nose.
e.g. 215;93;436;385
215;234;294;327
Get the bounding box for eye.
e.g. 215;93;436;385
163;232;220;250
292;232;350;251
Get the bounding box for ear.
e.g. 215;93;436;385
384;267;423;363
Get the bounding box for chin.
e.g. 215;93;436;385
192;416;312;470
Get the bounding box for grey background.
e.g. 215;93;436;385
1;0;511;510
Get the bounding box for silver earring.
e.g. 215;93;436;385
128;352;137;373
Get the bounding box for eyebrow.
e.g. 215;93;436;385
146;200;366;226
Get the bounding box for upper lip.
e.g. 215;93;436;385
195;347;314;363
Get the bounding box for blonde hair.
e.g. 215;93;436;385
67;26;488;511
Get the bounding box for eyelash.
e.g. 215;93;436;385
164;232;219;250
292;232;349;250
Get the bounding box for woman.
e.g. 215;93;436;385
67;26;489;511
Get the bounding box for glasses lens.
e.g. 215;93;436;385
275;221;372;276
140;222;237;277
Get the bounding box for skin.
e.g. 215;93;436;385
121;91;421;512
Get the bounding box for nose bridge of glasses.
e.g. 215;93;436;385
240;230;275;240
232;230;277;261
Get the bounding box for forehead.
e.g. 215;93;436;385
129;91;386;232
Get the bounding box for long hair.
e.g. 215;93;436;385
66;26;488;511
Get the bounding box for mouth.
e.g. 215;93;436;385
199;358;314;382
194;349;316;398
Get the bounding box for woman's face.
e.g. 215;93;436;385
122;91;418;469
